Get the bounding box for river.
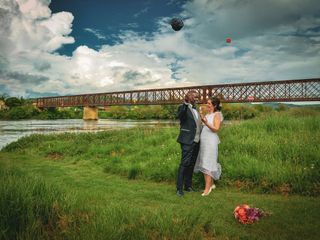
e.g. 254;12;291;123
0;119;178;150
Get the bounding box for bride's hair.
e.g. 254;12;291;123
210;96;222;111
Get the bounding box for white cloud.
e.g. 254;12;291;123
17;0;51;19
0;0;74;56
0;0;75;96
84;28;106;40
133;6;149;18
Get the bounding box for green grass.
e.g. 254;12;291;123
3;108;319;195
220;109;320;195
1;156;319;240
0;109;319;239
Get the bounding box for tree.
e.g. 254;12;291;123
5;97;23;108
0;93;9;101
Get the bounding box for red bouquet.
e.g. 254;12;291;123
234;204;264;224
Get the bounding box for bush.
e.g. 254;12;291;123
222;103;259;120
5;97;23;108
37;108;82;120
101;105;178;120
6;105;39;120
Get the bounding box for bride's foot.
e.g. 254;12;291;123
201;188;212;196
210;184;216;190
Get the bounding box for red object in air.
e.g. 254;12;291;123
226;38;232;43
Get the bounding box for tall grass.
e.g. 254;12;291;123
220;109;320;195
0;168;214;239
0;168;89;240
2;108;319;195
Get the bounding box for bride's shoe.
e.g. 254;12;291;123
201;184;216;196
201;188;212;196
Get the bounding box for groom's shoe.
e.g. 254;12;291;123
176;190;184;197
184;187;196;192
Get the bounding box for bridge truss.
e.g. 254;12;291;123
36;78;320;108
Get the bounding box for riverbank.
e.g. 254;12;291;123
0;119;178;150
1;109;319;239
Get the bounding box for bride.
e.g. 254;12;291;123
194;96;223;196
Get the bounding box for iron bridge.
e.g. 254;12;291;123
35;78;320;108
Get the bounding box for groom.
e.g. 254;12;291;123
176;90;202;197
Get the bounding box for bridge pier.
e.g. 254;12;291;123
83;106;98;120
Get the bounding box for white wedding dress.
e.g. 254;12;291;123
194;112;223;180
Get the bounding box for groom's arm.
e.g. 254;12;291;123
177;103;188;121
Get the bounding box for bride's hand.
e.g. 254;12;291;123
200;114;207;124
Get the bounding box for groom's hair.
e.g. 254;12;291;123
185;90;198;103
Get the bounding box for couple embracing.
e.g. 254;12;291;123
176;90;223;197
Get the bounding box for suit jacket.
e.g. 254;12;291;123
176;103;201;145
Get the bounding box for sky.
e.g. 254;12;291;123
0;0;319;98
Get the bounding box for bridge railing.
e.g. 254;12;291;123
36;78;320;108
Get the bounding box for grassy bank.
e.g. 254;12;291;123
3;108;319;196
0;108;319;239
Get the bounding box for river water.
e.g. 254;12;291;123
0;119;178;150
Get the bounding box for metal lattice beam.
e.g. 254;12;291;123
35;78;320;108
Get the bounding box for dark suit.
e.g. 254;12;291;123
176;103;201;192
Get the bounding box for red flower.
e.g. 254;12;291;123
234;204;264;224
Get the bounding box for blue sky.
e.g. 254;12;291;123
50;0;186;56
0;0;319;98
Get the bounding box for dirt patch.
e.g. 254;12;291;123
47;152;64;161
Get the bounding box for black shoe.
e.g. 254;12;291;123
176;190;184;197
184;187;196;192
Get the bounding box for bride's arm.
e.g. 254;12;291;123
202;113;221;133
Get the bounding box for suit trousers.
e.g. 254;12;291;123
176;142;200;191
